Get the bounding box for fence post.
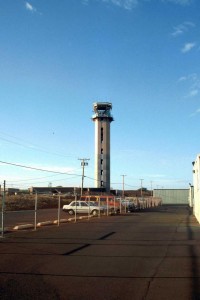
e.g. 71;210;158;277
1;181;6;238
106;197;109;216
98;197;100;218
57;194;61;226
34;192;38;231
120;197;122;214
88;196;90;220
74;190;77;223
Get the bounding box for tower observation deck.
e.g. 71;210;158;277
92;102;114;192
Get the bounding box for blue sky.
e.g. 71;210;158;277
0;0;199;191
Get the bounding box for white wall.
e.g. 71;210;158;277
192;154;200;223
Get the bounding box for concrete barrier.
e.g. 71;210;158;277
12;214;98;231
37;221;54;227
79;216;92;220
13;224;34;230
53;219;68;224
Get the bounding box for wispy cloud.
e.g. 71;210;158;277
82;0;89;5
178;73;200;98
178;76;187;82
84;0;194;10
189;89;198;97
171;21;195;37
181;42;196;53
101;0;139;10
190;108;200;117
179;73;199;83
25;2;37;13
162;0;193;5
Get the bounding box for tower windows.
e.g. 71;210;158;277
101;127;103;143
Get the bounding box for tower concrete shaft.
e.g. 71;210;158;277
92;102;113;192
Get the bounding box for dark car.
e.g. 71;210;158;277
127;203;139;212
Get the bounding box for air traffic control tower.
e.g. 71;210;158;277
92;102;114;192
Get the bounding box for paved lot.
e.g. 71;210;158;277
1;208;69;230
1;205;200;300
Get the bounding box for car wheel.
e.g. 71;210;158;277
68;209;75;215
91;209;98;216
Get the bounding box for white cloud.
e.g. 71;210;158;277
189;89;198;97
171;21;195;37
162;0;193;5
178;73;200;98
82;0;89;4
25;2;36;12
86;0;194;9
98;0;139;9
190;108;200;117
181;42;196;53
178;76;187;82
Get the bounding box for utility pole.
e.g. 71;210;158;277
140;179;144;198
1;180;6;238
78;158;90;197
121;175;126;199
150;181;153;198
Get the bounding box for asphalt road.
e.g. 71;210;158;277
1;205;200;300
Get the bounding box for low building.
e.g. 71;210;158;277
29;186;106;195
1;188;20;195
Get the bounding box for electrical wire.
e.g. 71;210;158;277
0;160;82;176
0;131;78;158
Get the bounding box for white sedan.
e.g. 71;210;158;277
62;201;104;216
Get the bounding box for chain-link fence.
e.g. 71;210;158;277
1;193;162;237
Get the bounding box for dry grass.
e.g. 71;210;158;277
0;194;74;211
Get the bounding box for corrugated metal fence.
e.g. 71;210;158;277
153;189;189;205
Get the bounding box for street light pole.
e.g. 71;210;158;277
78;158;90;197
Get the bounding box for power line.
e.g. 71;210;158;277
5;176;80;188
0;160;82;176
0;132;77;159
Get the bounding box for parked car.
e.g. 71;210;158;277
127;203;139;212
62;201;105;216
109;206;120;214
